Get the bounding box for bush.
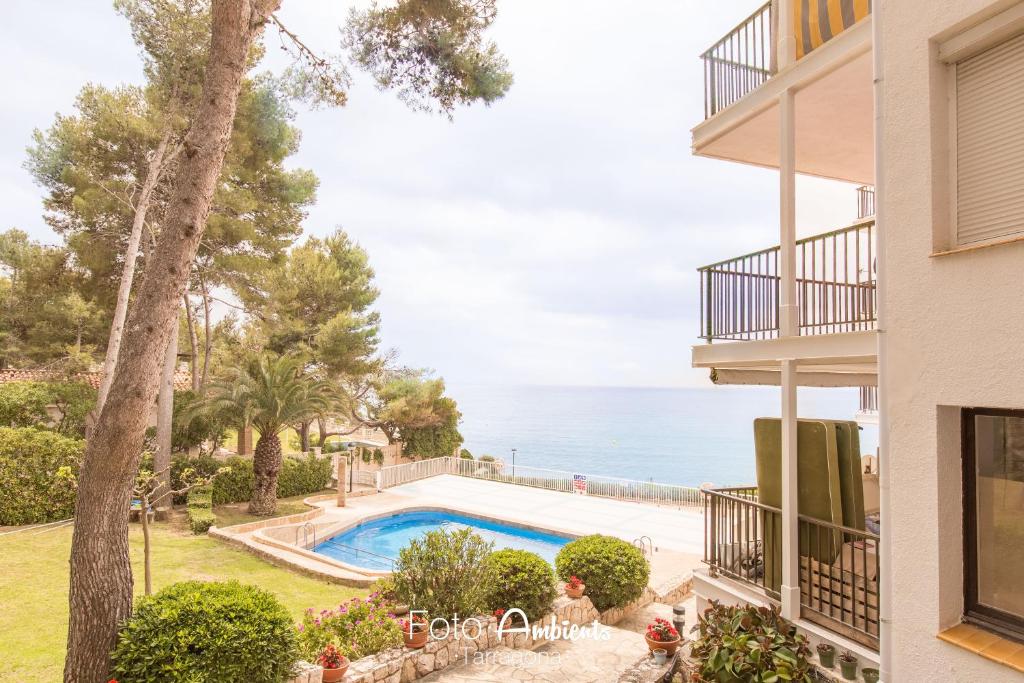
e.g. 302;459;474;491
187;485;215;534
372;447;384;465
165;452;332;505
690;601;812;682
554;535;649;611
296;594;403;662
459;448;474;460
110;581;298;683
392;527;493;620
479;454;496;462
484;549;557;621
0;381;94;437
0;427;83;525
172;390;227;452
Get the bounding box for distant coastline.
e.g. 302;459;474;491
451;384;879;488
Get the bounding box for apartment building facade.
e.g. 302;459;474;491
691;0;1024;680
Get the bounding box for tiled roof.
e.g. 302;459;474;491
0;368;193;391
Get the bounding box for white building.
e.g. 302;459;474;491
689;1;1024;680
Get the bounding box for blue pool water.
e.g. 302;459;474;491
312;510;572;570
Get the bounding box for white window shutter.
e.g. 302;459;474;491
956;31;1024;245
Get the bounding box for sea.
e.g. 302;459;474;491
450;384;879;488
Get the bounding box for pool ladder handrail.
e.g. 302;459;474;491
633;535;653;557
296;521;316;549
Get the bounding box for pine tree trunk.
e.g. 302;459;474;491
249;432;282;515
64;4;279;681
155;331;177;500
90;129;172;432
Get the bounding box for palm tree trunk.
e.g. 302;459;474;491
249;432;282;515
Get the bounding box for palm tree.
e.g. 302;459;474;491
199;354;337;515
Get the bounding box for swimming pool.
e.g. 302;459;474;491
311;510;573;570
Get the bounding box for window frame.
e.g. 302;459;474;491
961;407;1024;643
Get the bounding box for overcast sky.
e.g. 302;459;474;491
1;1;858;388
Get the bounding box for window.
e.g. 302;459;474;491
962;408;1024;641
951;31;1024;247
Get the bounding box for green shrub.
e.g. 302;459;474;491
392;527;493;620
372;447;384;465
0;381;94;437
163;452;331;506
277;453;332;498
111;581;297;683
479;454;496;462
187;485;215;534
296;594;403;662
484;549;557;621
554;535;649;611
0;427;83;525
691;601;812;682
459;448;474;460
172;390;227;452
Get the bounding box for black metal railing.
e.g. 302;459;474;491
697;220;876;342
799;515;880;649
701;1;775;118
704;487;781;598
702;487;882;651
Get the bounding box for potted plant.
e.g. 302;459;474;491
565;575;585;599
838;650;858;680
816;642;836;668
645;617;681;656
318;644;349;682
400;613;429;649
862;667;880;683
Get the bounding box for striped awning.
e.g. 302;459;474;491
795;0;871;60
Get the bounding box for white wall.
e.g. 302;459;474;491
881;0;1024;680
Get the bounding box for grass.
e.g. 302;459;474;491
212;490;334;528
0;515;367;683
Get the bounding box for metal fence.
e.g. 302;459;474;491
376;457;704;508
702;487;881;650
697;220;877;342
701;1;775;118
856;185;875;219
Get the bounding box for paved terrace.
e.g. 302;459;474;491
213;474;705;590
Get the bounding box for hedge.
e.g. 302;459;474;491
187;485;215;534
169;452;333;505
554;535;650;611
0;427;83;525
484;549;557;621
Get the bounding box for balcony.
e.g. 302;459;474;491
693;1;874;184
703;486;881;649
697;219;876;343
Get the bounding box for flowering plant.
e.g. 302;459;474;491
646;617;679;643
566;575;584;589
399;612;428;633
493;608;505;618
317;644;346;669
297;593;403;661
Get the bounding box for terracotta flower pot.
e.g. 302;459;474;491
645;634;681;657
404;626;429;649
322;657;349;682
565;583;585;599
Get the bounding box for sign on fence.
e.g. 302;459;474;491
573;473;587;495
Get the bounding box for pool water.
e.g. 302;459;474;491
312;510;572;570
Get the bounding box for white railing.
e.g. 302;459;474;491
377;457;703;508
352;470;378;487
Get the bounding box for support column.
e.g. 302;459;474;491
780;358;800;619
336;456;347;508
237;423;254;456
779;88;798;338
776;0;796;71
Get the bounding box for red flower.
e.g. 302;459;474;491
493;608;505;617
646;618;679;642
566;575;583;589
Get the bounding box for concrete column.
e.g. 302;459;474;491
780;358;800;620
779;88;798;338
237;424;254;456
336;456;347;508
776;0;796;71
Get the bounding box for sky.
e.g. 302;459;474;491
0;1;859;388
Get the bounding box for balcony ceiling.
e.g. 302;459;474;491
692;25;874;185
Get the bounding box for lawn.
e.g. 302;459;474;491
0;517;367;683
212;490;334;528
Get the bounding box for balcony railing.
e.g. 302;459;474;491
697;219;876;342
702;2;775;118
703;487;880;650
701;1;873;120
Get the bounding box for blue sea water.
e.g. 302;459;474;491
450;384;878;489
313;510;571;568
